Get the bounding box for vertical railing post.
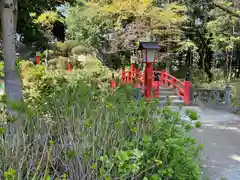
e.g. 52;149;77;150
131;63;135;76
216;91;220;104
153;81;160;98
36;51;40;64
184;81;191;105
172;78;176;88
67;58;71;72
153;72;160;98
121;67;125;82
184;70;192;105
128;71;132;83
135;68;142;91
136;68;140;79
225;84;231;105
111;73;116;89
161;69;166;85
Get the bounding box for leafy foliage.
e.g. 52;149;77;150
0;64;202;179
66;0;185;52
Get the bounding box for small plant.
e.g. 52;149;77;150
195;121;201;128
186;108;199;120
166;96;172;106
4;168;16;180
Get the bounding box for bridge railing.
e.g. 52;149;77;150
120;68;144;85
111;68;232;108
116;68;192;105
194;85;231;108
155;70;192;105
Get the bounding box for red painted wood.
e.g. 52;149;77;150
144;63;153;101
184;81;191;105
128;71;132;83
153;81;160;98
36;56;40;64
67;63;71;72
111;73;116;89
136;68;140;78
118;66;190;104
111;79;116;89
172;78;176;88
131;63;135;74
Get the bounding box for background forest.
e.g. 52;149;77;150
2;0;240;105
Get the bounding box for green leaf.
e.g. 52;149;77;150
117;151;130;161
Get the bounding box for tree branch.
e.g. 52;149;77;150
213;2;240;18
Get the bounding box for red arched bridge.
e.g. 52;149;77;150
110;66;192;105
110;65;233;108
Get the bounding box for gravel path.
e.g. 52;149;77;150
175;106;240;180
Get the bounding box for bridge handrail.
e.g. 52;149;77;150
119;70;186;96
114;68;192;105
119;69;144;84
112;68;231;107
154;71;185;97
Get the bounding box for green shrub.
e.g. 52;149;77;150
186;109;199;120
63;40;79;52
0;61;4;77
0;69;202;179
55;40;79;56
71;45;91;55
48;56;68;70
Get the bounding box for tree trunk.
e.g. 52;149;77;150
238;57;240;77
224;51;229;77
227;50;233;81
1;0;23;116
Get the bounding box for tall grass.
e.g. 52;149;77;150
0;72;201;179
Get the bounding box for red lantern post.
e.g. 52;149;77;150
138;42;160;102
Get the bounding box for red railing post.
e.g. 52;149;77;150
161;69;166;85
121;67;125;82
128;71;132;83
67;63;71;72
111;73;116;89
67;58;71;72
172;78;176;88
131;63;135;75
36;52;40;64
134;68;141;89
153;81;160;98
136;68;140;79
184;81;192;105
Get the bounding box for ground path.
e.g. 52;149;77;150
171;106;240;180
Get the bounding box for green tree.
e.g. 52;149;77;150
66;0;185;51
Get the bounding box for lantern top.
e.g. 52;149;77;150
137;42;160;50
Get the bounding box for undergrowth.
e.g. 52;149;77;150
0;64;202;179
